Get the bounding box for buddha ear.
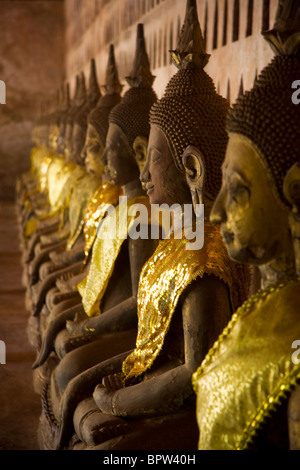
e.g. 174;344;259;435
133;136;148;173
283;162;300;275
182;145;205;215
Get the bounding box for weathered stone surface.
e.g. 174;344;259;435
0;1;65;201
0;202;41;450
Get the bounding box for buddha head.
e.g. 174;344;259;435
140;0;229;211
71;59;101;166
101;24;157;187
81;45;122;177
57;82;72;156
210;1;300;276
47;84;70;153
64;72;86;162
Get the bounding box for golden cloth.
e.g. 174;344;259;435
20;146;52;205
122;220;249;382
192;277;300;450
82;182;123;263
78;195;149;317
24;161;85;239
45;156;69;210
65;173;102;250
50;163;86;215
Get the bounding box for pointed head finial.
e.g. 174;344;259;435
126;23;155;88
88;58;101;102
76;72;86;107
170;0;210;70
65;82;70;108
72;75;80;102
263;0;300;56
102;44;123;94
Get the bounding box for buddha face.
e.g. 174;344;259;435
71;123;86;165
49;124;59;152
140;125;191;206
81;123;105;176
101;123;140;186
64;123;74;161
210;133;290;265
57;120;67;155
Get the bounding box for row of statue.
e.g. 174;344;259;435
15;0;300;450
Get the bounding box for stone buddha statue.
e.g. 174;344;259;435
42;1;250;451
28;60;102;304
21;81;78;265
193;0;300;450
27;46;124;363
25;66;101;294
43;44;124;301
19;91;64;233
36;23;162;450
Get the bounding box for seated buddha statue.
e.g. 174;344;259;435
41;44;124;310
16;103;54;222
193;0;300;450
25;69;96;291
28;59;102;306
40;1;250;451
21;81;76;269
36;24;167;449
27;46;124;365
19;96;62;235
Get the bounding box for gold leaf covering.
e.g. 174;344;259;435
77;195;150;317
65;173;103;251
192;277;300;450
122;220;249;381
82;182;123;262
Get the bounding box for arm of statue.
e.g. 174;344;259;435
288;384;300;449
93;274;232;417
67;229;157;336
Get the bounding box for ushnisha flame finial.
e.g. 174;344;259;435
76;71;86;107
263;0;300;56
170;0;210;70
102;44;123;95
126;23;155;88
87;58;101;102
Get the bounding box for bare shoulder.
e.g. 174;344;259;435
288;383;300;449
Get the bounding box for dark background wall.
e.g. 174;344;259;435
0;0;65;201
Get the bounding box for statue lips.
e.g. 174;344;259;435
145;183;154;196
220;228;234;245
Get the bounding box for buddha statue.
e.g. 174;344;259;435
41;1;250;451
25;68;99;294
192;0;300;450
27;46;123;365
19;93;62;231
28;59;102;305
21;82;76;267
36;23;162;450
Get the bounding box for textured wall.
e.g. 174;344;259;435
0;1;65;201
64;0;278;100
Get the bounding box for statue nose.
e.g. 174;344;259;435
81;147;87;161
101;150;108;167
140;159;150;183
210;191;227;225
